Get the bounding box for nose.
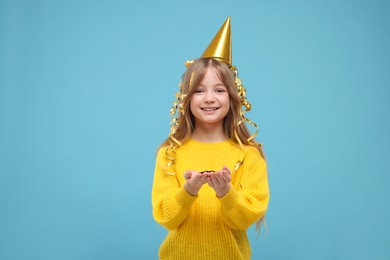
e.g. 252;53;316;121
204;91;215;103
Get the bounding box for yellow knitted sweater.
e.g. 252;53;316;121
152;139;269;260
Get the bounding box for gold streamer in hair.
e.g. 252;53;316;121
165;73;195;175
164;81;185;175
231;66;262;148
229;66;263;173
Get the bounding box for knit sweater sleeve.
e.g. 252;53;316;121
218;147;269;230
151;147;197;230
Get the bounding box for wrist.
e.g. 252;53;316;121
216;184;231;198
184;182;200;196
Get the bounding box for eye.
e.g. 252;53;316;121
194;88;204;93
216;88;227;93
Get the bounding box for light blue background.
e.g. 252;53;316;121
1;0;389;259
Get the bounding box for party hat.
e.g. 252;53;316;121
185;17;232;67
201;16;232;67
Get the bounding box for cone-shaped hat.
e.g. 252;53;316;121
201;16;232;67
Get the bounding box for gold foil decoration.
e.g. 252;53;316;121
165;81;187;175
231;66;260;146
185;60;194;67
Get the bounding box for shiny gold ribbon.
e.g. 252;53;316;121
231;66;261;147
165;80;188;175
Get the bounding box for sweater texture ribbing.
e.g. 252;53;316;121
152;139;269;260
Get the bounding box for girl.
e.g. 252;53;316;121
152;17;269;260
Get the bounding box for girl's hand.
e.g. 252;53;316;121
183;170;208;196
207;166;231;198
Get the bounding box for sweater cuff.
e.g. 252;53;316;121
218;186;239;211
176;186;197;210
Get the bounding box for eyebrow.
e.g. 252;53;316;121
197;83;226;88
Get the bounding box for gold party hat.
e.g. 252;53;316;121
201;16;232;66
185;17;232;67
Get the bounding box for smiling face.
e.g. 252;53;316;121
189;66;230;130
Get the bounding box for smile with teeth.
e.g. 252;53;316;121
201;107;219;111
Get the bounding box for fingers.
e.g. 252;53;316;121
222;166;231;175
186;167;231;188
184;171;191;180
221;167;231;183
185;170;208;185
207;167;231;187
213;171;224;185
184;170;208;196
197;173;208;184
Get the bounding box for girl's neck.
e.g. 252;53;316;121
191;123;227;143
